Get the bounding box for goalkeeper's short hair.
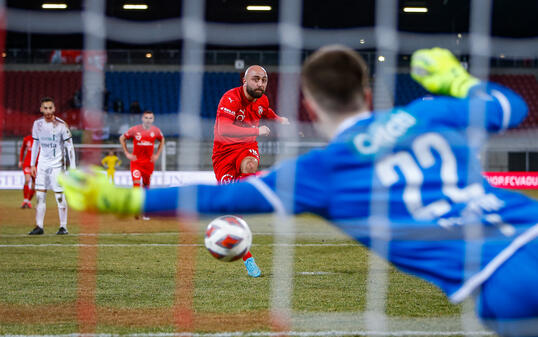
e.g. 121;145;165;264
301;45;370;114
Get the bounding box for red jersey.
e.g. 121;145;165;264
213;86;279;156
20;135;37;168
123;124;163;163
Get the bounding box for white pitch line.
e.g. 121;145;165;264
0;233;188;237
0;232;341;237
0;232;182;237
0;243;356;248
0;330;496;337
297;271;333;275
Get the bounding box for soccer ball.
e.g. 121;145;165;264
204;215;252;262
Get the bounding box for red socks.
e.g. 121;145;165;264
23;182;36;201
28;188;35;201
23;185;29;199
242;250;253;261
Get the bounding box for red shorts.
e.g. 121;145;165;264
212;144;260;184
23;166;32;175
131;161;154;187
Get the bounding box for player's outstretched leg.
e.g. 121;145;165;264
243;251;261;277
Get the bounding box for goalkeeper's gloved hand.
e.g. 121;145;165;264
58;167;143;215
410;47;479;98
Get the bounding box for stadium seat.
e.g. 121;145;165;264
4;71;82;135
5;70;535;136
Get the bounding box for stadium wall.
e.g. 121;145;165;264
2;170;537;190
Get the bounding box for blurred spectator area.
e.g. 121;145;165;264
2;70;537;137
4;71;82;136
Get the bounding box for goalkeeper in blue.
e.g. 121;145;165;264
60;46;537;336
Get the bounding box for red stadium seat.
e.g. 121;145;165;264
4;71;83;135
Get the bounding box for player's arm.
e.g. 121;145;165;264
411;47;528;132
59;150;329;217
30;138;39;177
409;83;528;133
119;134;136;161
18;140;26;168
101;157;108;168
467;83;527;132
264;108;289;125
65;138;76;169
59;168;274;215
216;98;267;137
217;117;263;137
152;135;165;162
61;126;76;169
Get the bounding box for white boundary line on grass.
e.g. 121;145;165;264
0;243;356;248
0;232;344;237
0;331;496;337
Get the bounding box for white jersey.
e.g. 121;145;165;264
31;117;73;169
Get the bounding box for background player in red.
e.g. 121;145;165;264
18;135;38;208
120;110;165;220
212;65;289;277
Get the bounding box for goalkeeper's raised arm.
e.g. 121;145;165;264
410;47;527;133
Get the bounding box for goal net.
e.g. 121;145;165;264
0;0;537;336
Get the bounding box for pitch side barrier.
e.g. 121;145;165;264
1;171;537;190
0;170;216;189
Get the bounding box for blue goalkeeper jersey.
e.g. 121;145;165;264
146;82;537;302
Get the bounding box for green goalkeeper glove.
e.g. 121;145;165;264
58;167;143;215
411;47;479;98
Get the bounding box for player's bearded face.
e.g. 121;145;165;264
246;82;265;98
244;71;267;99
40;102;56;121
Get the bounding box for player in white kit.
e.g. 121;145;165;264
28;97;76;235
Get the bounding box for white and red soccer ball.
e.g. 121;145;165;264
204;215;252;262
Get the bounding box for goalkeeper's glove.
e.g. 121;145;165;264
58;167;143;215
411;47;479;98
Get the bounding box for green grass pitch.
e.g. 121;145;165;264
2;189;536;335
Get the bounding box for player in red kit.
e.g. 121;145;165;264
19;135;38;208
120;110;165;220
212;65;289;277
213;65;289;183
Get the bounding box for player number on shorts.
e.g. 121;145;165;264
375;133;483;220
